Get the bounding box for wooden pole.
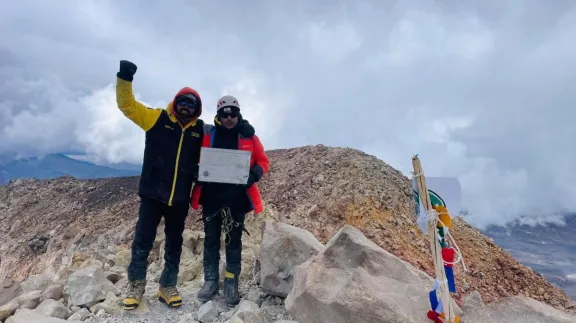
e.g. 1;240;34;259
412;155;456;322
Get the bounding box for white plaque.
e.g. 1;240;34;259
198;147;252;184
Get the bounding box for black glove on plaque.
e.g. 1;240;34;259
245;165;264;188
117;60;137;82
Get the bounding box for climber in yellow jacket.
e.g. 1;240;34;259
115;60;204;310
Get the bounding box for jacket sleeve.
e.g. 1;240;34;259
252;135;270;174
116;77;162;131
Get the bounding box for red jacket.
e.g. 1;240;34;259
190;125;270;214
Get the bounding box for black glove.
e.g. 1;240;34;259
245;164;263;187
117;60;137;82
239;119;255;138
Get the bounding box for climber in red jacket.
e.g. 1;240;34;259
190;95;269;306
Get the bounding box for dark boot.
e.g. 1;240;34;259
197;279;219;302
223;270;240;306
198;207;223;303
197;262;219;302
223;219;243;307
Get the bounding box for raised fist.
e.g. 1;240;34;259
117;60;138;82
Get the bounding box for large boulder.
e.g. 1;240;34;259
462;295;576;323
285;225;461;323
19;274;53;293
0;279;22;307
64;265;120;307
5;310;73;323
224;299;265;323
0;300;19;321
35;299;72;320
16;290;42;309
259;221;324;297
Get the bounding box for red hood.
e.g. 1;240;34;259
170;87;203;120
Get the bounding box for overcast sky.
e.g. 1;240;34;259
2;0;576;228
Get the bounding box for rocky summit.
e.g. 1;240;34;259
0;145;575;323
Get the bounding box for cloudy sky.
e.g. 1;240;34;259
2;0;576;228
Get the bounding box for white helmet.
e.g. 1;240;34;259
216;95;240;112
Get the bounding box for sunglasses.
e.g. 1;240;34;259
219;112;238;119
176;100;197;109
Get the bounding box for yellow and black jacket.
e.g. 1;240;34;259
116;77;204;206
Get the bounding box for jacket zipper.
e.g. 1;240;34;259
168;129;185;206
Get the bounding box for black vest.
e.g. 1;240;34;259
139;110;204;206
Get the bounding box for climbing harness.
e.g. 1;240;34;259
197;207;250;245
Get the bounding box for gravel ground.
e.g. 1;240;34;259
84;281;294;323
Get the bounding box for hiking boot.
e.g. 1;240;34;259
198;259;219;302
158;285;183;307
122;279;146;310
223;271;240;306
197;279;219;302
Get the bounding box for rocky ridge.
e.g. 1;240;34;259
1;145;575;322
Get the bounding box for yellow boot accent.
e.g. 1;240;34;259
158;286;183;307
123;279;146;310
122;297;140;310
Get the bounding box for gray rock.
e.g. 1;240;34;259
107;265;127;276
20;274;53;293
462;290;485;313
27;235;49;255
114;276;128;292
67;308;89;321
16;290;42;309
66;312;82;321
180;313;199;323
103;271;120;284
225;299;264;323
244;288;267;307
41;285;64;302
114;249;131;268
262;304;286;318
96;308;106;317
259;221;324;297
285;225;462;323
6;310;71;323
197;300;220;322
462;295;576;322
89;291;122;315
0;300;19;321
0;279;22;308
64;265;120;307
220;307;237;321
35;299;72;319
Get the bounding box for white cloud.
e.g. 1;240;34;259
75;85;146;165
299;19;363;64
219;75;294;149
3;1;576;230
377;11;494;67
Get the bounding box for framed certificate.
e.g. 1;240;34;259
198;147;252;184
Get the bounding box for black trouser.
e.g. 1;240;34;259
127;196;189;287
202;206;246;280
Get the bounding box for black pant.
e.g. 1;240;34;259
127;196;189;287
202;206;246;280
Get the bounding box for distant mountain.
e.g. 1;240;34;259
0;153;141;185
484;214;576;301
